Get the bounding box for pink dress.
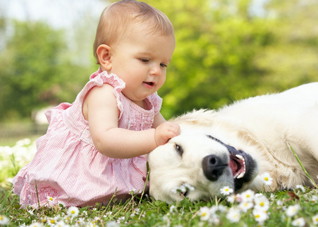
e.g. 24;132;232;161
13;69;162;208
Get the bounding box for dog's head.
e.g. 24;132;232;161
148;132;258;203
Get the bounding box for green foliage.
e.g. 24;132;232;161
146;0;275;118
0;0;318;121
0;21;91;120
144;0;318;118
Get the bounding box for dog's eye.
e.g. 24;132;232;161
174;144;183;156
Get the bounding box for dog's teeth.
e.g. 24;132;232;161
235;154;244;160
237;172;245;179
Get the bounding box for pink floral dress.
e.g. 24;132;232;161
13;69;162;208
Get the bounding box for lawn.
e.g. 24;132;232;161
1;139;318;226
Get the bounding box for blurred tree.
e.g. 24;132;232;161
256;0;318;90
1;0;317;122
0;21;89;120
144;0;274;117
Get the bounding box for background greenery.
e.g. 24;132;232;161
0;1;318;225
0;0;317;121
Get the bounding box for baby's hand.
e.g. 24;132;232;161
154;122;180;146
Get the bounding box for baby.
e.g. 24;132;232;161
13;0;180;208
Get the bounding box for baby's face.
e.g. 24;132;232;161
109;23;175;107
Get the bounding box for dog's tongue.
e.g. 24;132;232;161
229;154;246;178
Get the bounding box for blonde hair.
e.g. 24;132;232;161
93;0;175;63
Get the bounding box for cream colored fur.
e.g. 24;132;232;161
148;83;318;203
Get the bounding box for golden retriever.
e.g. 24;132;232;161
148;83;318;203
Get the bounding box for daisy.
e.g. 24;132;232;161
312;214;318;224
286;204;300;217
276;200;284;206
106;222;120;227
169;205;176;213
67;206;79;217
310;195;318;202
295;185;305;192
55;221;68;227
226;207;241;223
227;194;237;203
239;201;253;212
47;196;57;206
47;196;55;202
240;189;255;202
260;172;273;186
254;194;270;211
198;206;211;221
291;217;305;227
0;215;10;225
253;209;268;224
29;222;44;227
47;218;57;225
220;186;233;196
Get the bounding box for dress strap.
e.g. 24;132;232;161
76;69;126;119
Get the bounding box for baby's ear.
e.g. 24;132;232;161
96;44;112;71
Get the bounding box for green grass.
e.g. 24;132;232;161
1;184;318;226
1;139;318;226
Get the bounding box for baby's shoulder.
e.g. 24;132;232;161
85;83;116;103
82;83;118;118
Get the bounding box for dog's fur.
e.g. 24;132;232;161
148;83;318;203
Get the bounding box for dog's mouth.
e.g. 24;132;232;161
228;147;257;191
229;154;246;179
206;135;257;191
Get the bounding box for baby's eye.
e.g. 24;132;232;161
139;58;150;63
160;63;168;68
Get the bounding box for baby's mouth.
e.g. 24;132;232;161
143;81;155;87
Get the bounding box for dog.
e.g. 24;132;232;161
148;82;318;203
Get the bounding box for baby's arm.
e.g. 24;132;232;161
83;85;179;159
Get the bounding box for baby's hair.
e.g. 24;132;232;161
93;0;175;63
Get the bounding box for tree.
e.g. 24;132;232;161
255;0;318;90
144;0;274;118
0;21;89;120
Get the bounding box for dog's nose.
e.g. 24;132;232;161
202;155;228;181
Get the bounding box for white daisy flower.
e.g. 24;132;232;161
226;207;241;223
312;214;318;224
67;206;79;217
239;201;253;212
254;194;270;211
260;172;273;185
291;217;305;227
240;189;255;202
106;221;120;227
47;196;55;203
47;218;57;225
172;184;194;195
220;186;233;196
29;222;43;227
55;221;69;227
310;195;318;202
0;215;10;225
253;209;268;224
295;185;305;192
286;204;300;217
198;206;211;221
276;200;284;206
226;194;237;203
169;205;176;213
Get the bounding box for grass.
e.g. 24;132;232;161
1;139;318;226
2;184;318;226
